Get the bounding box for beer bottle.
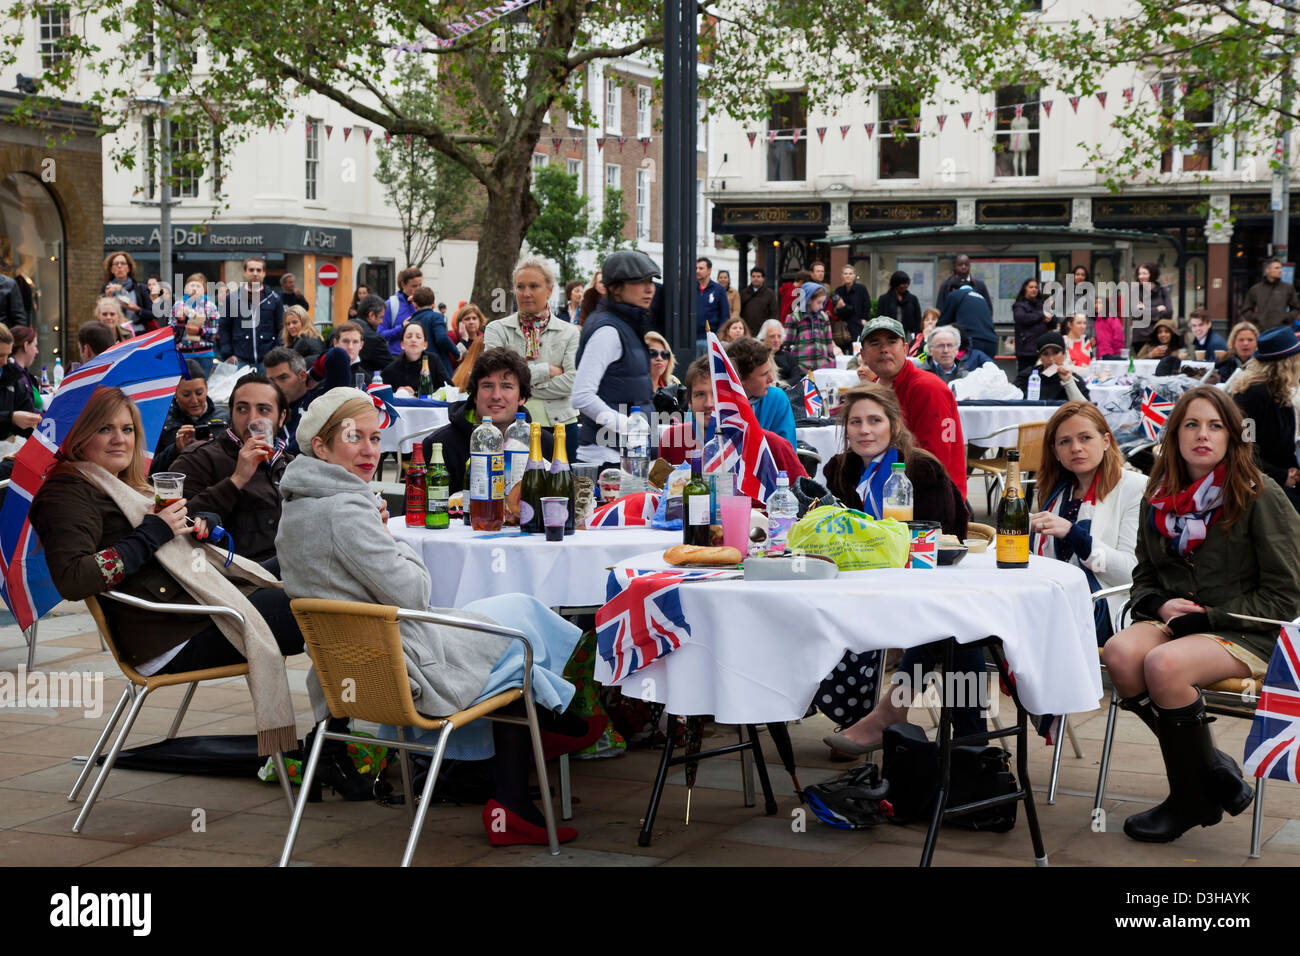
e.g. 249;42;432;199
425;443;450;529
519;423;548;534
404;442;427;527
996;450;1030;569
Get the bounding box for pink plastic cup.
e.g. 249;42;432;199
720;495;752;555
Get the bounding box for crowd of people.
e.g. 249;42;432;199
4;241;1300;856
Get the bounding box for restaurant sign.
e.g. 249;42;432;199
102;223;353;256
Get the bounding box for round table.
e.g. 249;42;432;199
959;402;1060;449
381;399;452;454
390;521;681;608
595;550;1101;724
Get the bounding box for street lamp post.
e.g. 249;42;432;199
662;0;698;365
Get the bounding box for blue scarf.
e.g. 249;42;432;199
1034;474;1110;640
855;447;900;518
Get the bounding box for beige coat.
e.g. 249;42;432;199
483;312;580;426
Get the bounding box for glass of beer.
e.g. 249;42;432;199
151;472;186;513
246;418;274;461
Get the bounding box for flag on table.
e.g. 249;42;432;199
1139;386;1173;441
1244;624;1300;783
363;383;401;428
707;332;780;502
801;376;823;417
586;492;660;528
596;567;735;682
0;327;186;629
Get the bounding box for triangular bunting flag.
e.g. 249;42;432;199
552;137;561;153
864;123;874;139
325;125;333;139
1096;91;1108;109
618;136;626;152
986;109;994;123
791;128;801;144
816;126;826;142
768;130;778;144
747;131;757;147
384;131;392;145
936;114;946;131
596;136;605;151
405;133;412;147
1179;81;1188;97
911;118;921;133
839;125;850;140
1150;81;1162;100
267;121;275;133
1015;104;1024;118
571;136;581;150
343;127;351;142
1123;87;1134;104
1068;95;1080;113
961;111;972;128
305;122;312;140
1042;100;1053;118
640;136;650;155
363;127;372;144
283;120;292;132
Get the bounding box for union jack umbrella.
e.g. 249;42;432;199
801;376;823;418
707;332;780;502
0;328;186;630
1139;386;1173;441
1244;623;1300;783
586;492;660;528
596;567;734;683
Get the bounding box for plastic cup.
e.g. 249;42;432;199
720;494;752;554
542;496;568;542
151;472;185;513
905;520;941;570
598;468;622;502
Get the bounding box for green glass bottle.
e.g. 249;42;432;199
419;357;433;398
519;423;549;534
548;425;575;535
682;449;711;546
995;450;1030;569
425;443;450;529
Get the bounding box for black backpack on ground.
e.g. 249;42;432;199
880;722;1018;832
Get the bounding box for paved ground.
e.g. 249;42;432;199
0;602;1295;868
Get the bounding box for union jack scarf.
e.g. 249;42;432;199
1147;464;1225;557
1033;473;1110;637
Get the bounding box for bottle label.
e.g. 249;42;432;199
508;450;529;487
519;500;535;526
996;533;1030;564
470;454;504;501
769;515;795;553
405;483;427;516
687;495;710;526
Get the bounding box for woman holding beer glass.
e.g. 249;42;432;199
819;384;974;757
277;389;602;845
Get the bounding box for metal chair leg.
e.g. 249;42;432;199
72;685;151;833
69;686;131;802
398;727;415;825
25;621;38;671
402;725;455;867
166;682;199;738
1094;690;1120;816
522;693;561;856
559;753;573;821
279;717;328;867
1250;778;1265;859
1048;716;1066;805
271;751;295;812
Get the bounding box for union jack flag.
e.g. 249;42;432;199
1244;624;1300;783
1140;386;1173;441
596;567;734;682
586;492;660;528
363;383;401;428
801;376;823;417
708;332;780;501
1;328;186;629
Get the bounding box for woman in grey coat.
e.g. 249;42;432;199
276;388;598;846
482;255;581;452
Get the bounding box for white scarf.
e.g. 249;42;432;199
75;463;296;755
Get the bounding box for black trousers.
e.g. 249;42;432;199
159;586;305;673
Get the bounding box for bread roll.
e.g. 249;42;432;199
663;545;743;567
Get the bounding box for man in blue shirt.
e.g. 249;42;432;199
379;266;423;355
695;257;730;352
725;336;796;450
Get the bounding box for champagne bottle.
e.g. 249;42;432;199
682;449;711;546
996;449;1030;569
425;443;450;529
419;357;433;398
549;425;575;535
519;423;548;534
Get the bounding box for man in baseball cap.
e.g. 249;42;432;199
1013;329;1090;402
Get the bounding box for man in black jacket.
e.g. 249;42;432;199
739;267;779;336
217;256;284;368
173;373;292;563
356;294;394;377
0;273;27;327
875;271;922;338
1013;331;1091;403
936;254;993;311
277;273;311;312
152;360;227;473
421;347;553;493
833;265;871;343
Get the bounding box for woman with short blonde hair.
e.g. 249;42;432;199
645;331;678;389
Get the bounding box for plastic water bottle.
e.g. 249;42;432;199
52;358;63;388
371;370;383;387
504;412;530;490
621;406;651;494
765;471;799;555
40;366;49;389
881;462;914;522
1026;368;1041;401
468;417;505;531
703;434;734;523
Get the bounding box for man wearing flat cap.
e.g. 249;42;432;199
1013;330;1090;403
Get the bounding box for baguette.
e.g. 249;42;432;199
663;544;743;567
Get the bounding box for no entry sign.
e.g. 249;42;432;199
317;263;339;287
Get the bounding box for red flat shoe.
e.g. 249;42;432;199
541;714;608;762
482;799;577;846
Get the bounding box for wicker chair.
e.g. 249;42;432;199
280;598;560;866
72;592;296;834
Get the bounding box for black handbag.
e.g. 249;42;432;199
881;722;1018;832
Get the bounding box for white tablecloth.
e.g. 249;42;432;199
1089;359;1157;378
835;353;858;370
391;521;681;608
381;403;451;454
959;404;1057;448
595;550;1102;723
797;424;841;482
812;367;862;392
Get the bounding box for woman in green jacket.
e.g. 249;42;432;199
1103;385;1300;844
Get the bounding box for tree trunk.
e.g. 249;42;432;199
471;159;539;319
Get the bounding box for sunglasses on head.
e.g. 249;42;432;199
647;349;672;360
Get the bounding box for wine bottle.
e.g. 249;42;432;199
519;423;548;534
549;425;575;535
682;449;711;546
425;443;450;529
996;449;1029;569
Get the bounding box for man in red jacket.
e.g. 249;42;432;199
658;357;807;479
859;317;967;497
